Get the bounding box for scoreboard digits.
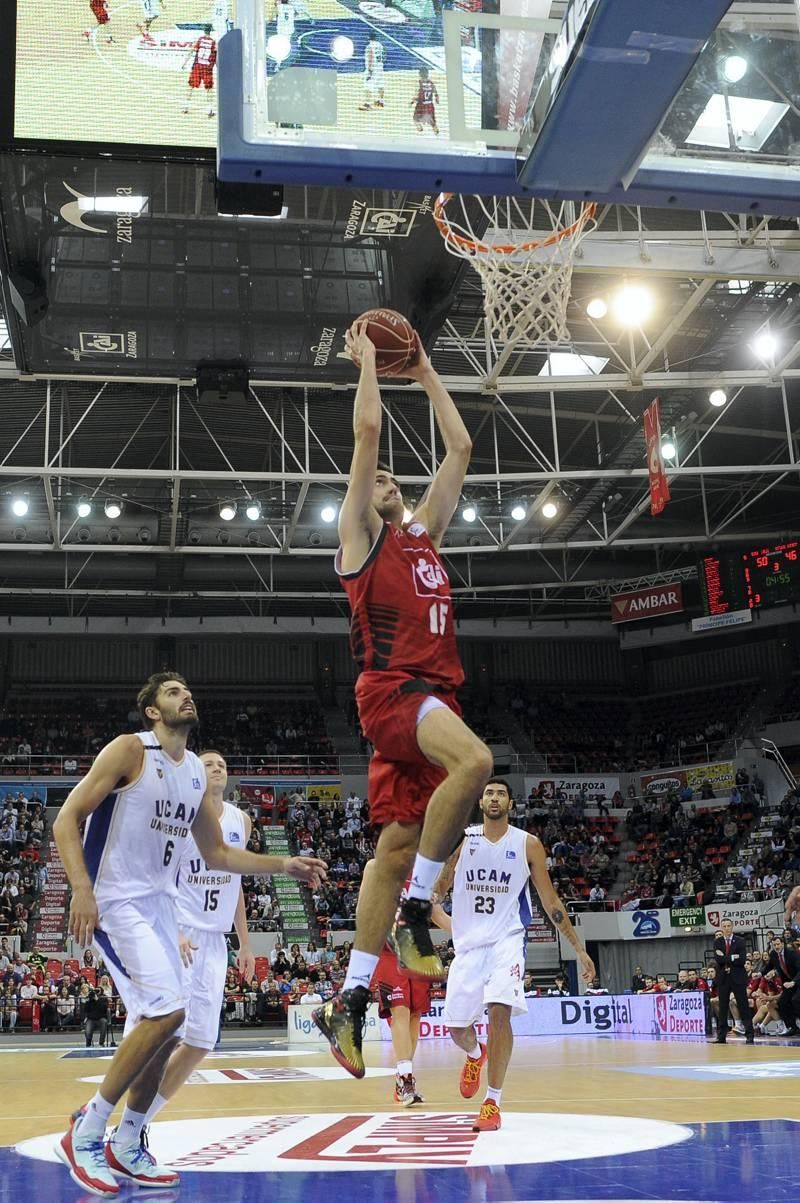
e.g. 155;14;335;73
700;541;799;615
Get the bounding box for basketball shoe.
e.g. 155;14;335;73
394;1073;424;1106
459;1043;486;1098
472;1101;501;1132
388;897;444;979
312;985;370;1078
105;1135;180;1187
57;1120;120;1197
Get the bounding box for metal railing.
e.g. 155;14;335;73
0;753;368;779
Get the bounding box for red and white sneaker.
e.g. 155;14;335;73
472;1100;502;1132
105;1137;180;1187
393;1073;424;1106
459;1044;487;1099
56;1123;120;1198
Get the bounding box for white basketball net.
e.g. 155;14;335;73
433;194;597;347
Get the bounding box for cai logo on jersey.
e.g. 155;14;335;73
411;554;447;597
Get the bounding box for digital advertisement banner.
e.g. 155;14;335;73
525;774;620;801
383;994;706;1041
640;761;735;796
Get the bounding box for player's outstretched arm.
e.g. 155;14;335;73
192;792;327;886
338;319;384;573
527;834;595;984
406;345;471;548
53;734;144;946
430;899;452;934
785;885;800;927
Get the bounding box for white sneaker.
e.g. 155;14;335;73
57;1124;120;1197
106;1138;180;1187
734;1021;745;1034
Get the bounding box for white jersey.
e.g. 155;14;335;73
450;823;532;955
276;2;294;37
176;802;246;933
84;731;207;912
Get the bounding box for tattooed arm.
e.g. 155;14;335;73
527;834;595;984
434;841;463;899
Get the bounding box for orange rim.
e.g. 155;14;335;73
433;193;597;256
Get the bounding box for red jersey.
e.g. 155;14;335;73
336;521;464;690
193;35;217;68
415;81;438;108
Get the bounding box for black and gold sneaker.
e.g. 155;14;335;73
312;986;370;1079
388;896;444;979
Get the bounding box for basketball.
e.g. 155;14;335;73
359;308;419;376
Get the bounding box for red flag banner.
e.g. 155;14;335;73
643;398;671;516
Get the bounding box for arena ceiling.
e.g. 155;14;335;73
0;7;799;621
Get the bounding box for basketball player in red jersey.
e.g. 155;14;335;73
84;0;114;43
363;860;450;1104
412;68;439;135
313;318;493;1077
182;25;217;118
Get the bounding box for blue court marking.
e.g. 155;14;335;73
7;1120;800;1201
618;1058;800;1081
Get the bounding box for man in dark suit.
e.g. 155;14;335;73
713;918;754;1044
766;935;800;1036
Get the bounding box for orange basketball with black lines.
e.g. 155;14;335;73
359;308;419;376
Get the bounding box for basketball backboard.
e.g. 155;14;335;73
218;0;800;215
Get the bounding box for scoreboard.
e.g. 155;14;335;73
700;541;800;616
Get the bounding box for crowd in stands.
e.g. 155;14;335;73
0;792;47;948
765;673;800;724
286;790;376;932
509;686;629;773
0;945;117;1040
632;682;752;770
0;693;335;774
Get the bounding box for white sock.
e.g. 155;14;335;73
343;950;379;992
144;1092;168;1124
112;1105;148;1149
406;854;444;902
466;1043;481;1060
396;1060;412;1076
77;1092;115;1139
485;1086;502;1105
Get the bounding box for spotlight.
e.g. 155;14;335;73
309;531;323;547
320;503;337;524
541;500;559;520
11;498;29;518
586;297;608;320
76;498;92;518
188;528;202;545
107;526;121;543
462;505;477;523
330;34;354;61
612;284;655;327
753;332;778;360
77;527;91;543
246;529;261;546
245;500;262;521
104;499;122;520
217;529;231;545
137;527;152;544
219;501;237;521
511;502;527;522
722;55;748;84
661;440;676;461
13;527;27;542
709;388;727;408
266;33;291;62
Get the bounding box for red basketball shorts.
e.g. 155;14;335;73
355;670;461;827
91;0;110;23
374;947;432;1019
189;63;214;90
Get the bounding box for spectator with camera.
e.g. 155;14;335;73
83;987;109;1047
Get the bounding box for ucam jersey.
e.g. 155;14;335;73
83;731;207;913
450;823;532;955
176;802;246;933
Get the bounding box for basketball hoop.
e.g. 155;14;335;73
433;194;597;347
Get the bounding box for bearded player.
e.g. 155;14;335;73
313;318;492;1077
436;779;595;1132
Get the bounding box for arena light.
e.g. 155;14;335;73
722;55;748;84
330;35;354;62
245;500;262;521
76;497;92;518
586;297;608;320
104;498;123;520
462;504;477;523
661;440;677;461
78;195;148;215
753;332;778;360
266;33;291;62
320;503;338;524
510;502;527;522
11;497;29;518
709;388;727;408
612;284;655;327
219;501;237;521
541;500;559;520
